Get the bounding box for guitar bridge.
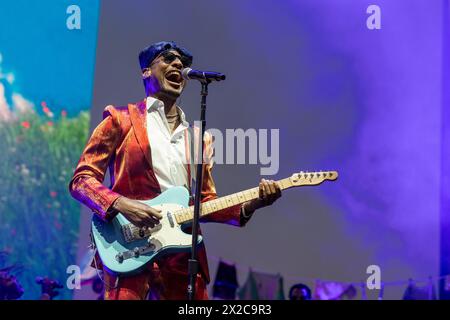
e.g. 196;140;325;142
121;224;135;243
121;223;162;243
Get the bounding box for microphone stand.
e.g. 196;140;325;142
187;79;211;300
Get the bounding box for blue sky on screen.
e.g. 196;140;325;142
0;0;100;116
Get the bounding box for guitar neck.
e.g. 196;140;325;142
174;177;293;225
173;170;334;225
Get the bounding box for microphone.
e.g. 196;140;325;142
182;68;226;82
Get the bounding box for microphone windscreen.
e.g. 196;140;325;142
181;68;192;80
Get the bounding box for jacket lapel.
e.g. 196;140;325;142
129;99;153;168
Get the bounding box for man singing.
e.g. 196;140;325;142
69;41;281;300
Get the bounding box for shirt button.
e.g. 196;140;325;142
171;166;177;175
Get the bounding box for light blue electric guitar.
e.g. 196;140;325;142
91;171;338;275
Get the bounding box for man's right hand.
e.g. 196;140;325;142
111;196;162;228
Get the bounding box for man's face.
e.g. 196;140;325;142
291;287;310;300
145;49;187;100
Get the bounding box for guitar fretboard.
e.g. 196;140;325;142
174;177;294;224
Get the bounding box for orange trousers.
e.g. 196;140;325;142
102;263;209;300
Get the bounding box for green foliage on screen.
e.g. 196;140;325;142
0;108;89;300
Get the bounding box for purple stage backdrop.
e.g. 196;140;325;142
67;0;448;300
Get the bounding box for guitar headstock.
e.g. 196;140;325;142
289;170;338;186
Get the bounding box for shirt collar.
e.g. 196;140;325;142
146;96;189;127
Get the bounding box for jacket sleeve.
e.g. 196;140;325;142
199;132;251;227
69;105;122;221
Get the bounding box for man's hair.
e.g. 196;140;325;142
288;283;312;300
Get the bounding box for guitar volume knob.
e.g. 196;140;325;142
116;253;124;264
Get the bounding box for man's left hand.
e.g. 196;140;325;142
243;179;282;214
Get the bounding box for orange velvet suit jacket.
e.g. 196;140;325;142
69;99;248;283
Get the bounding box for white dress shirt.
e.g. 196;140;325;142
145;96;250;220
146;96;190;192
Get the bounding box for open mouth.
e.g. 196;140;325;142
165;70;183;86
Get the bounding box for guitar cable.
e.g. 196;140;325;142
92;247;120;291
90;231;120;291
